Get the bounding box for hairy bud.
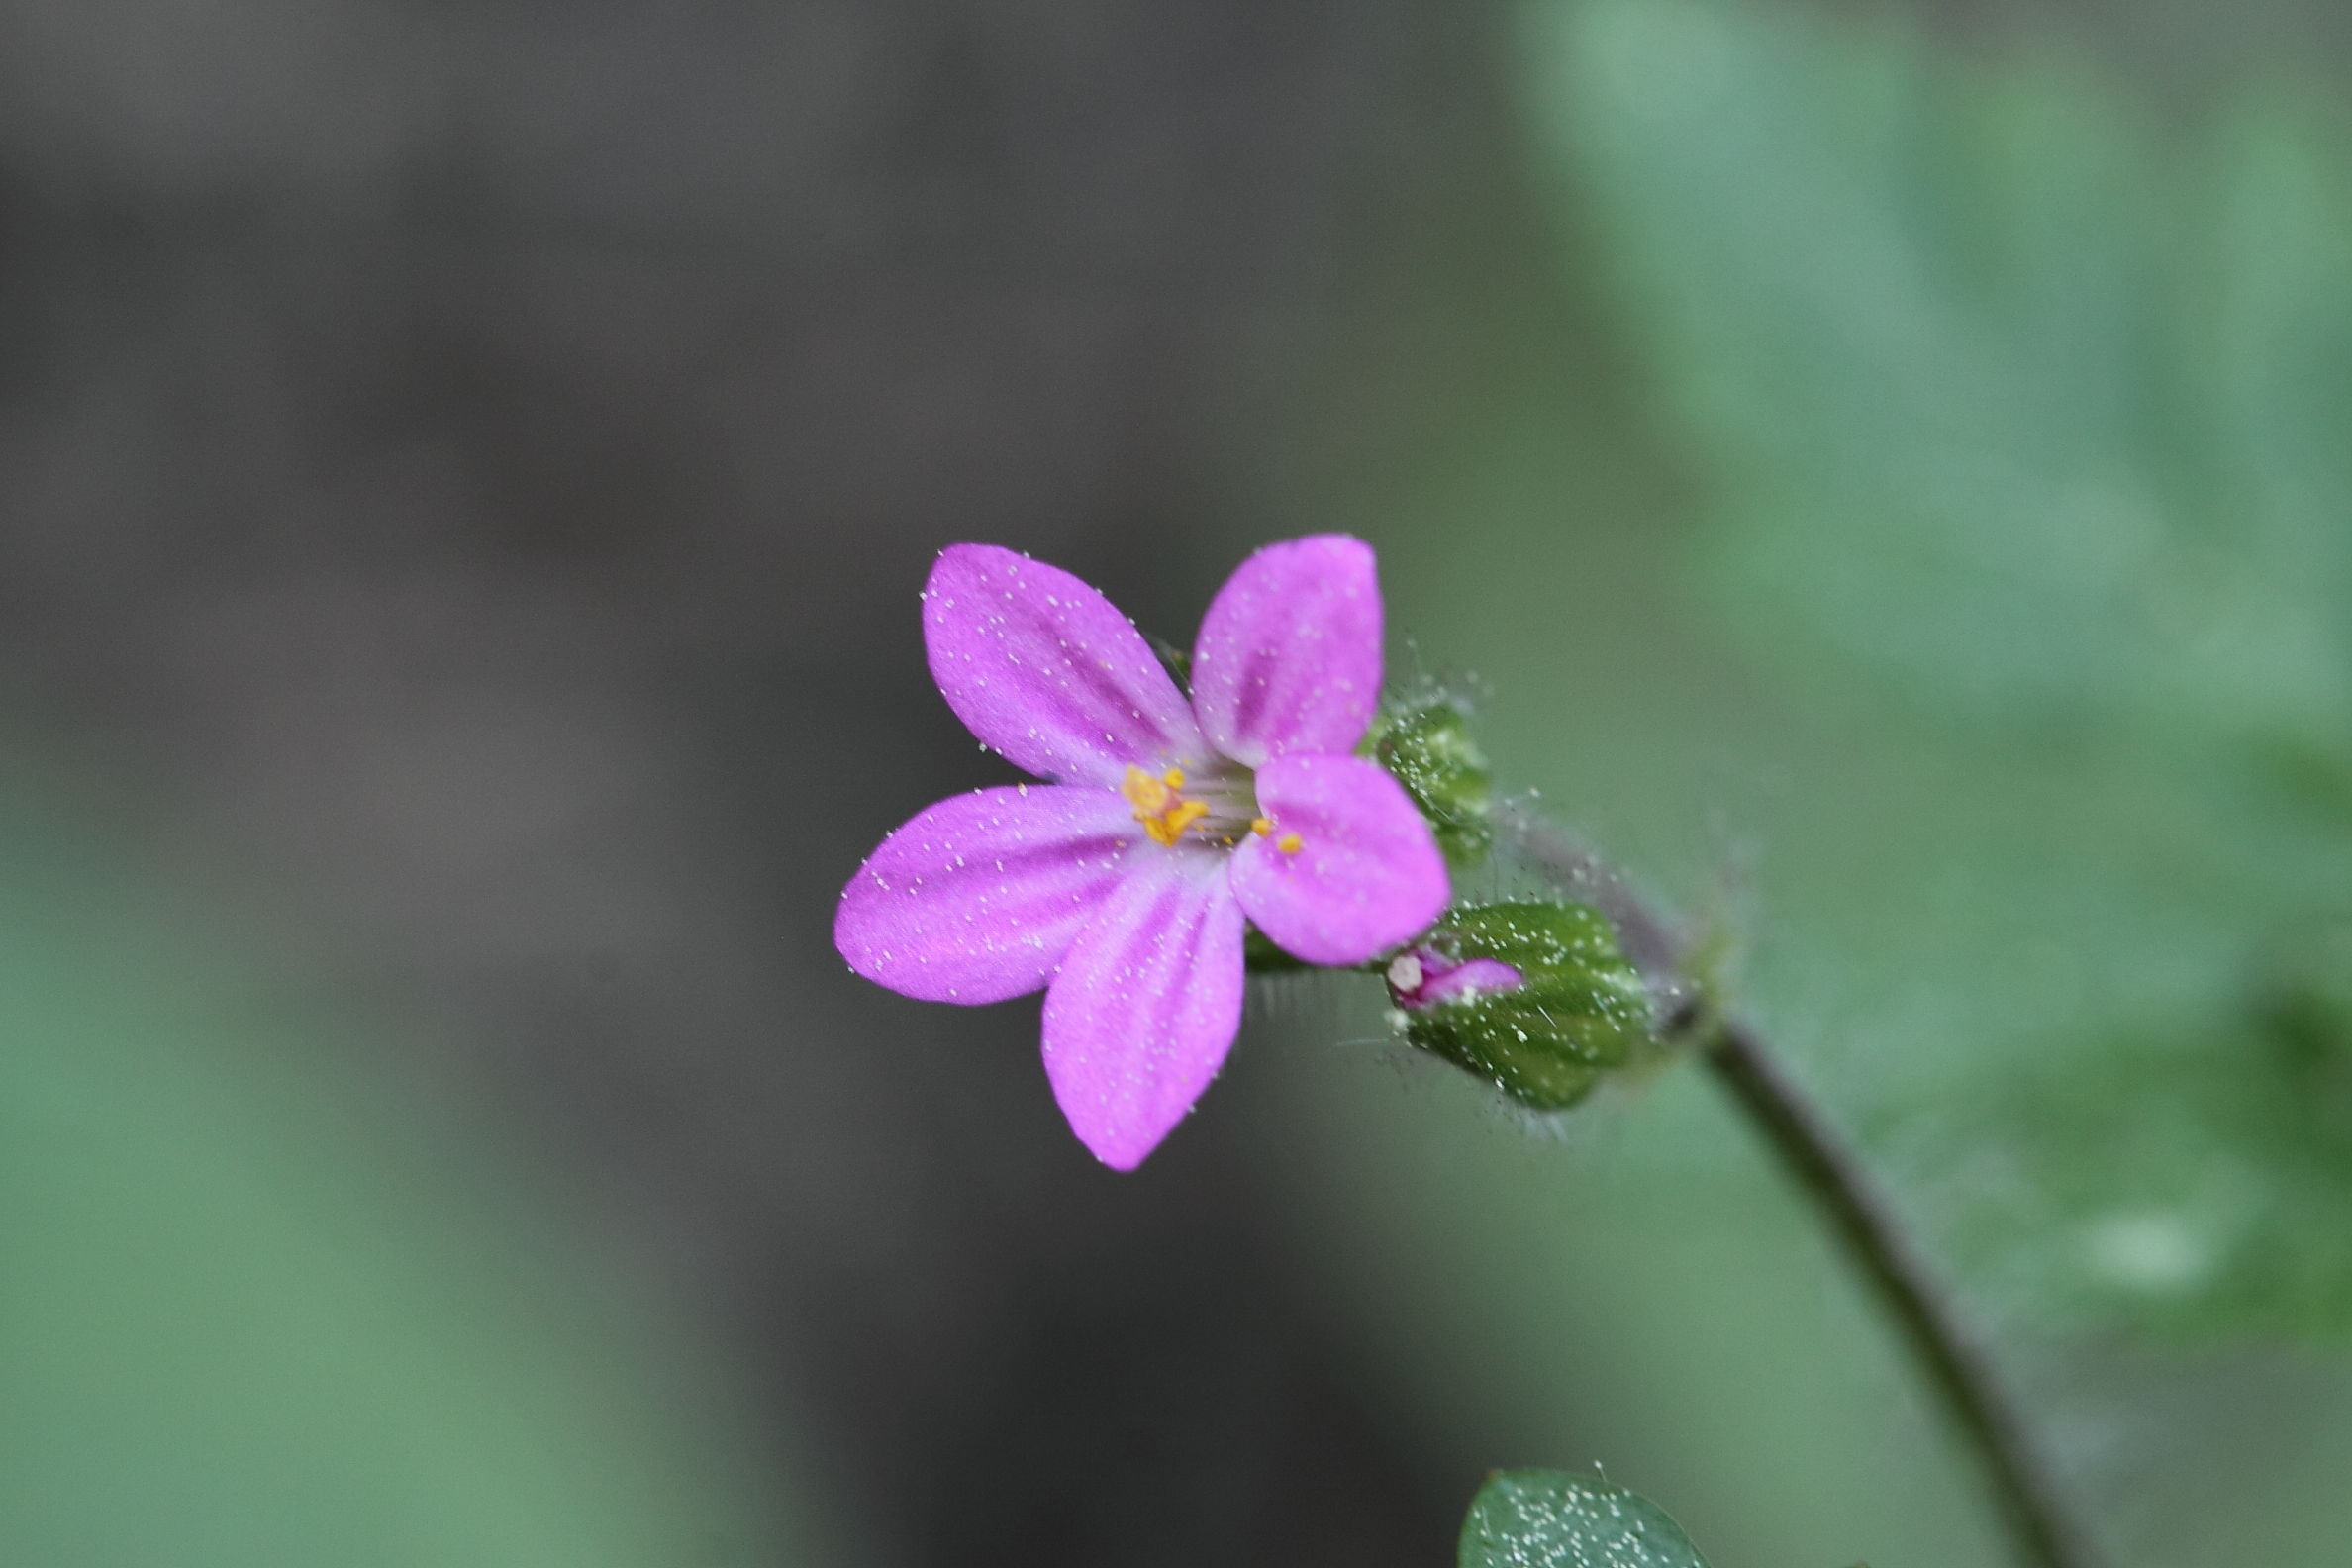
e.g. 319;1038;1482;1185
1387;901;1651;1110
1366;694;1494;868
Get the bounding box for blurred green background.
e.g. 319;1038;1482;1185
7;0;2352;1564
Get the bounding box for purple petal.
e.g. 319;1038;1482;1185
1190;534;1383;766
925;544;1205;786
1391;952;1523;1010
1420;957;1523;1004
836;785;1137;1003
1041;851;1244;1170
1229;754;1448;966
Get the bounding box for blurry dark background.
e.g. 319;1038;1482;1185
0;4;1466;1564
11;2;2352;1566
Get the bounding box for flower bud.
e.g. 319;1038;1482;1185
1387;901;1651;1110
1366;694;1494;868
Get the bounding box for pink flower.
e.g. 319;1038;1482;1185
1384;948;1524;1011
835;536;1450;1169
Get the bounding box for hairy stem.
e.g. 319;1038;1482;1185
1499;805;2104;1568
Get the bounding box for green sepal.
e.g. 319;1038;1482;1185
1395;902;1651;1110
1366;693;1495;868
1243;924;1315;975
1146;635;1193;695
1458;1469;1713;1568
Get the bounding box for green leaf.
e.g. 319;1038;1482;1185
1515;0;2352;1336
1922;1004;2352;1336
1459;1470;1713;1568
1534;0;2352;759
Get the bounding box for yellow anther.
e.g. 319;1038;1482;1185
1276;833;1304;855
1124;764;1208;847
1121;764;1170;816
1249;818;1274;836
1143;799;1209;846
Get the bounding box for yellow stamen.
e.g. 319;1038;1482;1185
1276;833;1304;855
1144;799;1209;846
1124;764;1209;847
1249;818;1274;836
1121;764;1170;816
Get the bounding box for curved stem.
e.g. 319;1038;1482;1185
1698;1021;2101;1568
1500;806;2105;1568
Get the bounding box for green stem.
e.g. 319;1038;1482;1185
1499;806;2106;1568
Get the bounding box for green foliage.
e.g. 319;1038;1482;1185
1919;1018;2352;1334
1459;1470;1713;1568
1519;0;2352;1334
1369;689;1499;867
1393;901;1652;1109
1538;0;2352;756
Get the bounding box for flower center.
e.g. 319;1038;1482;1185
1121;764;1295;852
1122;765;1210;846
